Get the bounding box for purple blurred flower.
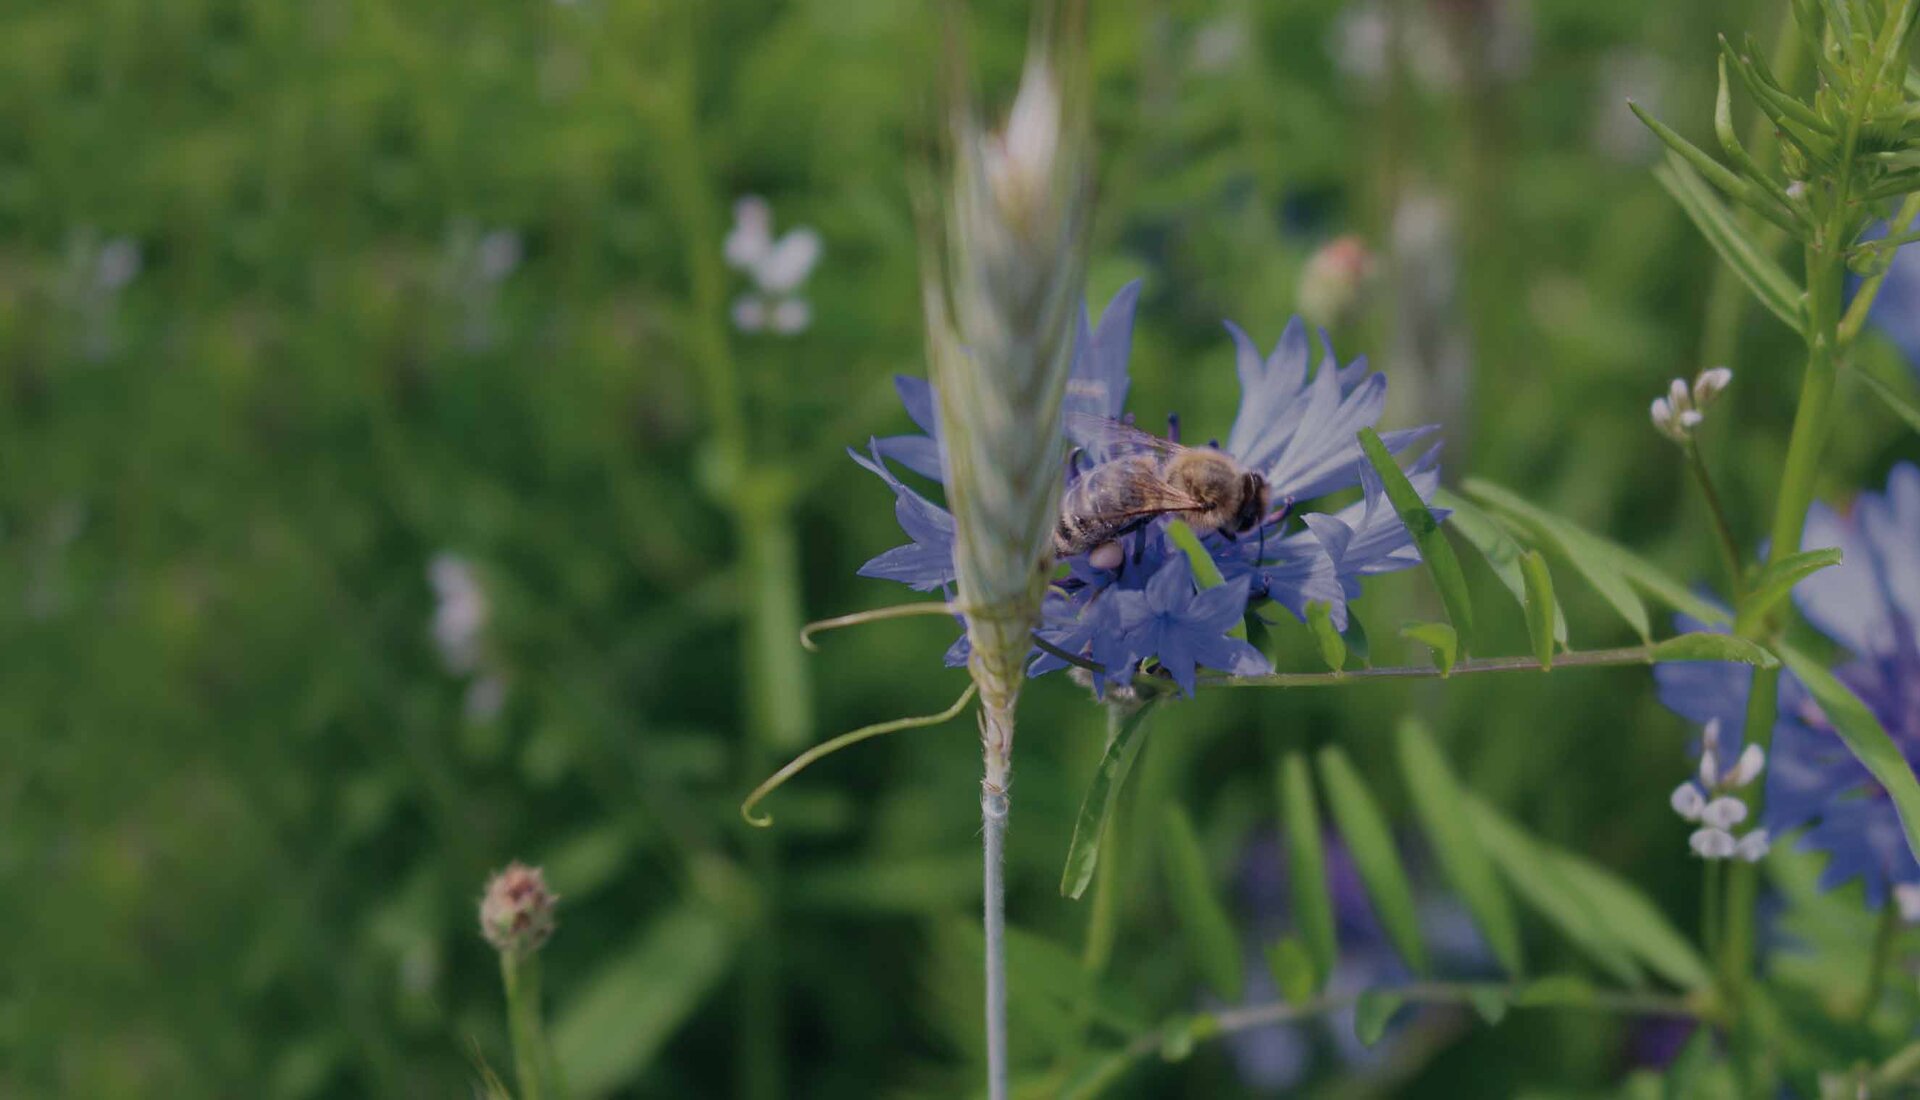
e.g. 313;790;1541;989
1864;229;1920;371
1656;464;1920;904
1225;829;1491;1091
853;284;1441;696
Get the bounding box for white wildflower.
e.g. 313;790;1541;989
725;195;821;335
1691;828;1738;860
1671;782;1707;822
1701;797;1749;829
1733;829;1771;863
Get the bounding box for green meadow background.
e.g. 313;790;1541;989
3;0;1916;1096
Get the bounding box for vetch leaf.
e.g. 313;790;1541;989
1649;632;1779;668
1317;747;1430;975
1545;844;1715;991
1396;717;1525;976
1400;621;1458;676
1159;805;1245;1001
1513;973;1598;1008
1467;987;1509;1025
1521;550;1557;670
1264;937;1317;1006
1735;547;1843;631
1434;489;1567;646
1342;614;1372;667
1279;754;1338;990
1358;428;1475;653
1353;991;1405;1047
1653;156;1802;329
554;901;736;1096
1466;479;1710;636
1307;601;1347;672
1779;643;1920;869
1470;797;1712;989
1061;702;1158;899
1464;799;1644;987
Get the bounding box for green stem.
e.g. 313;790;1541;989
1858;901;1900;1024
502;952;566;1100
1685;442;1746;601
1093;980;1704;1090
1871;1035;1920;1091
1702;858;1723;966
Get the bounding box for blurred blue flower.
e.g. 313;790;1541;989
1225;829;1492;1092
853;283;1440;695
1656;464;1920;904
1864;229;1920;370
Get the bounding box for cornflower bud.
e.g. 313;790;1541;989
1297;235;1376;329
480;862;558;957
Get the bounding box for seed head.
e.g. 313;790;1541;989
924;18;1091;788
480;862;558;956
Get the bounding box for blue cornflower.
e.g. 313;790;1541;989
853;283;1440;696
1103;555;1268;696
1656;464;1920;906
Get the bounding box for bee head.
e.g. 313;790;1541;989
1233;472;1270;533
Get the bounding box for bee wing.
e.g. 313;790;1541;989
1064;411;1188;463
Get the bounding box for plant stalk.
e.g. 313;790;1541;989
502;952;565;1100
982;778;1011;1100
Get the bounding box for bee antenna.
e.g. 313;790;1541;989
1166;412;1181;444
1207;438;1220;450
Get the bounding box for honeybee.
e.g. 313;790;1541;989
1054;413;1272;568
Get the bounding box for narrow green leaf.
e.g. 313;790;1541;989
1279;754;1338;990
1396;717;1525;976
1545;843;1716;991
1307;601;1347;672
1061;702;1158;899
1464;799;1643;987
1648;632;1779;668
1779;643;1920;869
1317;747;1430;975
1520;550;1557;670
554;901;736;1095
1358;428;1475;653
1734;547;1844;631
1434;489;1568;645
1342;614;1372;667
1713;56;1800;216
1630;103;1799;234
1854;361;1920;435
1399;621;1458;676
1168;520;1245;639
1159;805;1245;1001
1467;987;1509;1025
1264;938;1317;1006
1653;157;1802;329
1470;797;1713;989
1354;991;1405;1047
1465;479;1689;637
1459;478;1735;625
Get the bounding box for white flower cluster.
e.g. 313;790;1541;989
1671;718;1769;861
1650;367;1733;443
429;553;508;723
724;196;821;335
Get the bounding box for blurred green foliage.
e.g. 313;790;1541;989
2;0;1916;1097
